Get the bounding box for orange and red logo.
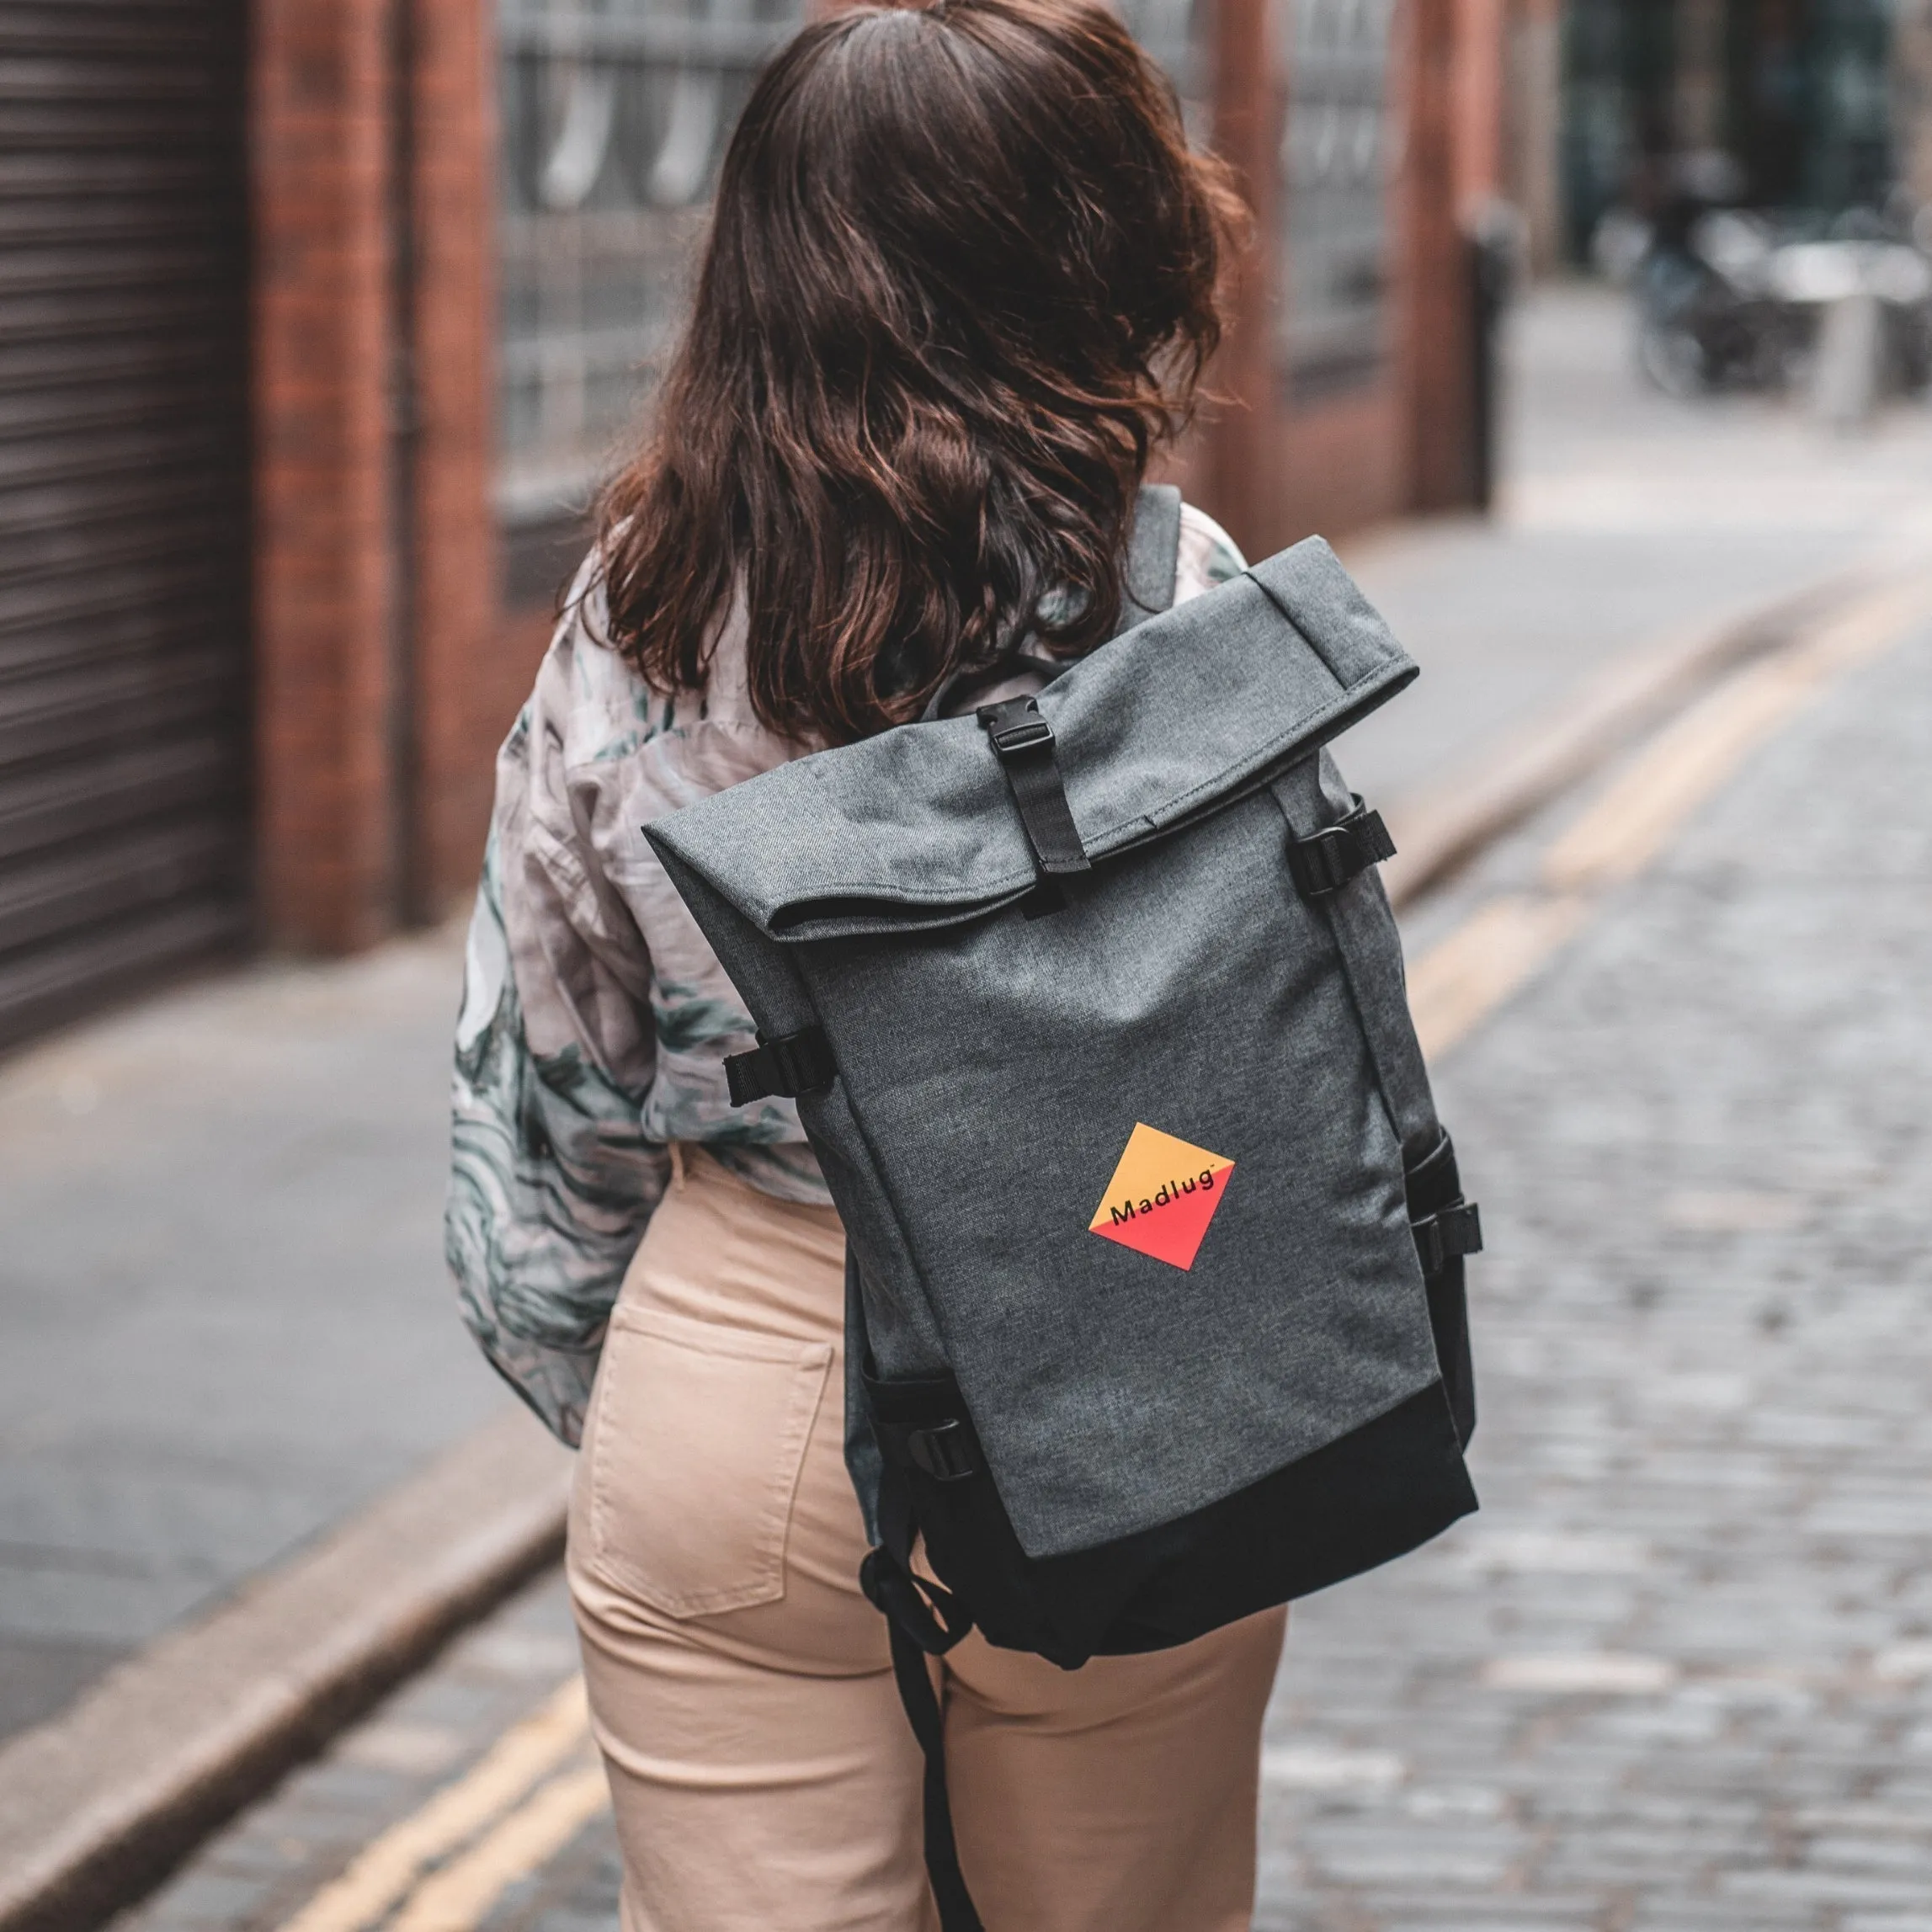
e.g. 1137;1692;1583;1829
1088;1122;1236;1270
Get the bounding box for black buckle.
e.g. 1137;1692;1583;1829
1287;800;1396;899
977;698;1055;756
1413;1200;1483;1277
975;695;1089;893
906;1419;981;1482
723;1025;837;1106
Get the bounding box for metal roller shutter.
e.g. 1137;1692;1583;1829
0;0;252;1052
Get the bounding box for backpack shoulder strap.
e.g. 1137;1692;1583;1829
1115;482;1184;632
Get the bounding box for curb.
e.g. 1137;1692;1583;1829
0;1409;571;1932
1381;565;1877;910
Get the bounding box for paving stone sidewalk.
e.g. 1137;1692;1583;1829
0;930;503;1738
114;587;1932;1932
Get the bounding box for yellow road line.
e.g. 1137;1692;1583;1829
275;1678;590;1932
1409;894;1589;1062
386;1767;611;1932
1541;579;1926;896
1410;575;1929;1060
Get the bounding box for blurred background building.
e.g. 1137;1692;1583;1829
1;0;1927;1056
1557;0;1896;262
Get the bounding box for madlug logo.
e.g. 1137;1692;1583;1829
1088;1122;1236;1270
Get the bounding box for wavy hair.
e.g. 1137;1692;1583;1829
593;0;1243;745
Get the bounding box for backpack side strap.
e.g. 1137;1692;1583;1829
722;1025;837;1106
1287;797;1396;898
878;1608;984;1932
1412;1200;1483;1277
860;1383;985;1932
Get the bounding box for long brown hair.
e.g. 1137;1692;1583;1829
593;0;1243;745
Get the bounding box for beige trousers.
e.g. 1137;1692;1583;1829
567;1147;1286;1932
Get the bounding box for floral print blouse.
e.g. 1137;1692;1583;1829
447;503;1247;1443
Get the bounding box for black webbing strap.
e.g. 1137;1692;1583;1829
886;1617;983;1931
1412;1200;1483;1278
977;697;1090;884
860;1456;983;1932
1286;798;1396;899
722;1025;836;1107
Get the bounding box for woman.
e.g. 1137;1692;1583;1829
448;3;1286;1924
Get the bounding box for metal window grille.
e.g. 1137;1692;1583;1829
1115;0;1211;143
1278;0;1397;402
495;0;1213;601
496;0;806;596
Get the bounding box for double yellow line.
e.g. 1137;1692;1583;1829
1408;573;1930;1062
272;567;1930;1932
276;1679;604;1932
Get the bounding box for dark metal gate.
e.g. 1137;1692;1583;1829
0;0;253;1051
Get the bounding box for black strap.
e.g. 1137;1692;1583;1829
871;1416;983;1484
860;1451;984;1932
978;696;1090;882
1412;1200;1483;1277
886;1615;983;1931
1286;798;1396;899
722;1025;836;1107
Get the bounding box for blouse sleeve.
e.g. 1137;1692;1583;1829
1175;502;1248;600
444;620;672;1448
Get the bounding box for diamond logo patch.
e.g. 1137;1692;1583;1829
1088;1122;1236;1271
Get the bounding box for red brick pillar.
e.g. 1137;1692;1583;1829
1398;0;1477;514
1204;0;1281;563
410;0;498;918
1453;0;1508;212
252;0;397;951
252;0;498;947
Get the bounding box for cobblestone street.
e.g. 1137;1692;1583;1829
1248;573;1932;1928
107;546;1932;1930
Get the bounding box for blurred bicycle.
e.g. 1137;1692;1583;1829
1602;194;1932;406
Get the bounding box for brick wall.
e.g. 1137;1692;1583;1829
252;0;396;951
1193;0;1479;556
253;0;516;950
407;0;503;918
247;0;1486;955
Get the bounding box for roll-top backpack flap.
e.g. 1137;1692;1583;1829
645;537;1418;945
644;540;1463;1565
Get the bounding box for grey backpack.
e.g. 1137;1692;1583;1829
646;487;1479;1927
